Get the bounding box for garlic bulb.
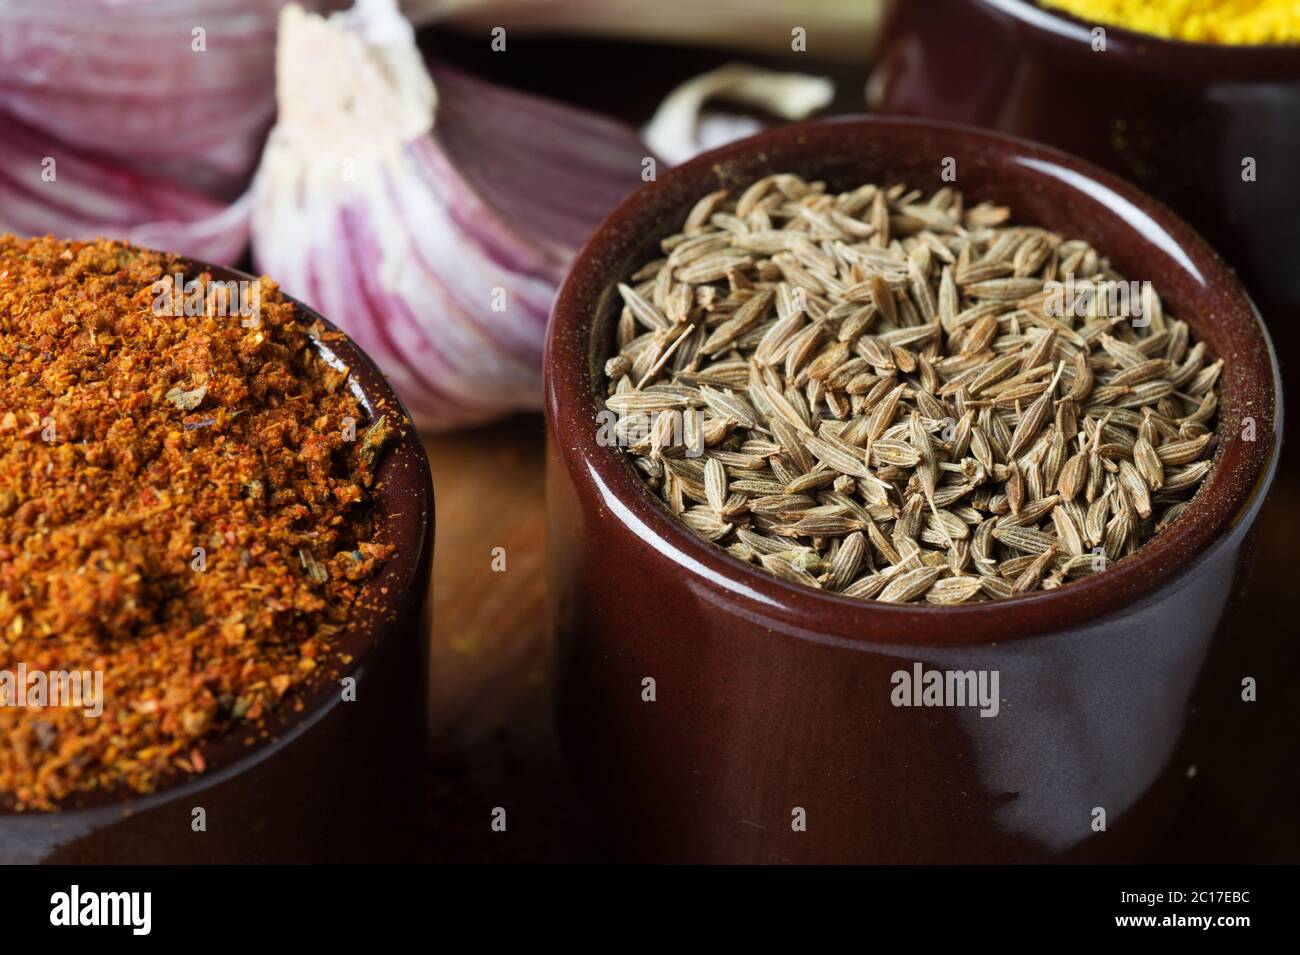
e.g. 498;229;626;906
0;0;319;199
252;0;652;430
0;0;316;260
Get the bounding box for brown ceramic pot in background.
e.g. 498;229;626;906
0;264;435;864
545;118;1281;863
867;0;1300;311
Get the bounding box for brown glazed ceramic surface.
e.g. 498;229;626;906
867;0;1300;310
0;263;434;864
545;118;1282;863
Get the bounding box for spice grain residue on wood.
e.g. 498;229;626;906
601;175;1220;604
0;236;400;809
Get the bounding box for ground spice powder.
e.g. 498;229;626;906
1041;0;1300;44
0;236;399;810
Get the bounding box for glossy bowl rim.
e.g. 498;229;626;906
0;257;435;816
545;115;1283;647
983;0;1300;59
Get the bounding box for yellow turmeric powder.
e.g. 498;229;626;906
1041;0;1300;44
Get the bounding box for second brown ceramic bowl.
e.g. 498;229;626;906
545;118;1281;863
867;0;1300;311
0;261;434;863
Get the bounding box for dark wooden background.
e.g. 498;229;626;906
415;32;1300;863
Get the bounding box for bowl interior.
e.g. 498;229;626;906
549;116;1280;643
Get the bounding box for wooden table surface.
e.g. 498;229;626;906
414;32;1300;864
420;416;601;862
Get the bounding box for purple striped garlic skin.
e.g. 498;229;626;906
0;112;251;265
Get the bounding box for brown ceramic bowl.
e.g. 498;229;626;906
545;118;1282;863
0;262;434;864
867;0;1300;311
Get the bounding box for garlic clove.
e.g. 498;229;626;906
253;0;652;430
644;63;835;165
0;113;251;265
0;0;317;200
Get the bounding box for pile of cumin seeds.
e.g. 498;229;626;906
600;175;1221;604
